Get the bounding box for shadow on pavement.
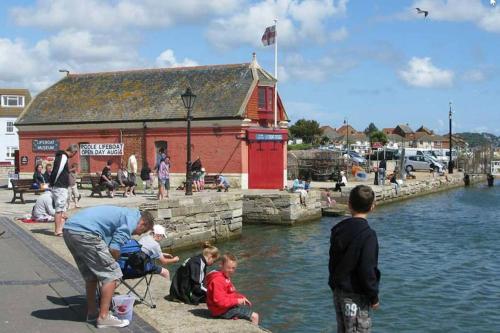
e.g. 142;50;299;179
188;308;212;319
31;295;86;322
30;228;57;236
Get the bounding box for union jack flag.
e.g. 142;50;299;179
261;25;276;46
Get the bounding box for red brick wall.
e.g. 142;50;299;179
144;126;243;175
18;126;244;176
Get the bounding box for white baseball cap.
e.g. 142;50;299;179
153;224;167;237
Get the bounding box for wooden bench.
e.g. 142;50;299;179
77;174;94;189
10;179;42;204
89;175;128;197
204;174;218;188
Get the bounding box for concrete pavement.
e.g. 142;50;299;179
0;216;157;333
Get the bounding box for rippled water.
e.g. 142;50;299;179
173;182;500;332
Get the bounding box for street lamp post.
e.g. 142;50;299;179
181;87;197;195
344;118;349;151
448;102;453;174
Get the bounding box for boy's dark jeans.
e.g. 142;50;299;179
333;289;372;333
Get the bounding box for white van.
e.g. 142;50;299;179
402;148;436;157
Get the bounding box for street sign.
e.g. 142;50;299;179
32;139;59;152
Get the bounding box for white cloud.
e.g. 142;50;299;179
10;0;242;31
330;26;349;41
462;69;486;82
206;0;348;50
155;49;198;68
0;32;197;93
407;0;500;33
399;57;454;88
281;52;357;82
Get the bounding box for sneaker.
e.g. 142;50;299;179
96;313;129;328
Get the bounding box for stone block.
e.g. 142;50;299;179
158;208;172;219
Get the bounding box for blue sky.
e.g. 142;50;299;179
0;0;499;134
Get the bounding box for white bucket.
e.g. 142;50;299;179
112;294;135;322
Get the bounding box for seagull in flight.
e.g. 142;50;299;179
416;7;429;17
491;0;496;7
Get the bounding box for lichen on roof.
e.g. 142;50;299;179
17;64;256;125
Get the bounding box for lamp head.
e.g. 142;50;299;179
181;87;196;110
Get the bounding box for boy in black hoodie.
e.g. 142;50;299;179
329;185;380;333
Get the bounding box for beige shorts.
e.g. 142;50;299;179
63;230;122;284
52;187;69;213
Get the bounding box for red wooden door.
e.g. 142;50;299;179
248;141;283;189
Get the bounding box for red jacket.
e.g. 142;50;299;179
205;271;245;317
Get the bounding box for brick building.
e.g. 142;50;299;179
15;56;288;189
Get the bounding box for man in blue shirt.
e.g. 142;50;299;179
216;175;230;192
63;206;154;328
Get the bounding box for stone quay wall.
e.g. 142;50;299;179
338;173;486;205
140;193;243;251
243;190;322;225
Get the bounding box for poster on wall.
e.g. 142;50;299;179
80;143;124;156
32;139;59;152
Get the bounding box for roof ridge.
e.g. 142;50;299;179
67;63;251;77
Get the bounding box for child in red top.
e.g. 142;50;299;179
205;253;259;325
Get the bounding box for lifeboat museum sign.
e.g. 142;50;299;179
80;143;124;156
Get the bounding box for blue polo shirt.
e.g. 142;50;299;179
64;205;140;250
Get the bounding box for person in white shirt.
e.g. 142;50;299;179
127;153;138;195
138;225;179;280
32;191;57;222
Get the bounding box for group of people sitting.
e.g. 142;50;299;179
100;158;137;198
291;177;311;205
61;205;258;329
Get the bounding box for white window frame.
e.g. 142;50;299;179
6;146;16;159
6;121;14;134
1;95;25;107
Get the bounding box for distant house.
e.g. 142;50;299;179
0;89;31;165
414;134;448;149
386;133;405;149
382;128;395;135
393;124;414;139
15;56;289;189
416;125;433;135
336;124;358;136
320;125;341;142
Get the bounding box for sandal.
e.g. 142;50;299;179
54;232;63;237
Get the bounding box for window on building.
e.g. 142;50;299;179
1;95;25;107
6;121;14;133
258;86;273;111
6;146;16;158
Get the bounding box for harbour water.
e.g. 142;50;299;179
173;181;500;333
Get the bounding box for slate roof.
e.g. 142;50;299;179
416;125;433;134
17;63;275;126
395;124;414;134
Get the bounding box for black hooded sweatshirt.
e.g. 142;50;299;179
169;254;208;305
328;217;381;305
50;150;70;188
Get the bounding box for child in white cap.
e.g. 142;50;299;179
139;224;179;280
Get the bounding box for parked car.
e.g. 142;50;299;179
404;155;444;173
367;149;400;160
343;150;367;164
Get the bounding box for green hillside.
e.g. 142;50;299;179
456;132;500;148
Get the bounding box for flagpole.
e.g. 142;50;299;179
274;19;278;128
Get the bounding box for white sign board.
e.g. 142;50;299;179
80;143;124;156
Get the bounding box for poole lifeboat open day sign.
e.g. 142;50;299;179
80;143;124;156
